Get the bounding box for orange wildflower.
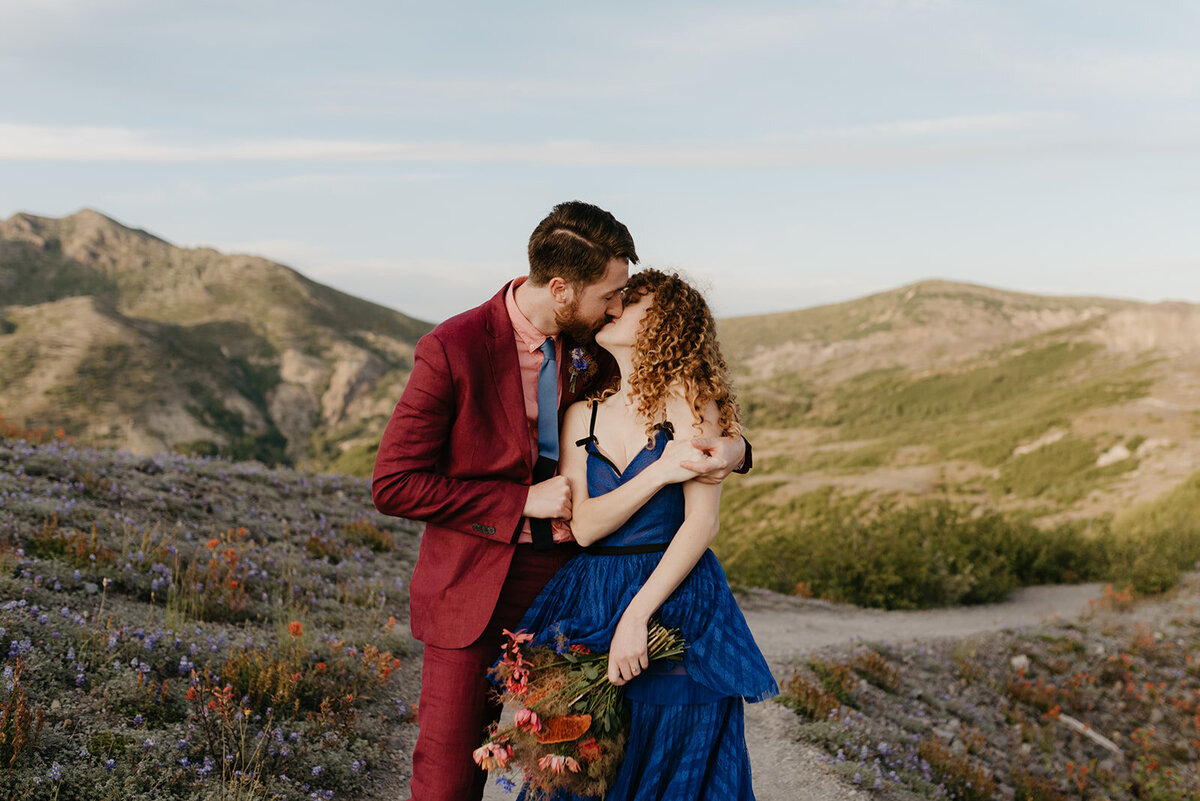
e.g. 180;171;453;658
536;714;592;744
288;621;303;637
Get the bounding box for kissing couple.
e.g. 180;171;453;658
373;201;777;800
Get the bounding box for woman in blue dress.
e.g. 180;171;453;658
514;268;778;800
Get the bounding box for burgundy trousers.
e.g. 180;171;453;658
408;543;577;801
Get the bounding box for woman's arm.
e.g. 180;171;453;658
560;401;702;547
606;398;724;685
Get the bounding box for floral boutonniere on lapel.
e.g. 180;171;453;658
568;346;597;393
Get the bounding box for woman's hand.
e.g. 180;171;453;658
607;612;649;686
650;439;708;485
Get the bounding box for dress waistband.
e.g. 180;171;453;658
585;542;671;555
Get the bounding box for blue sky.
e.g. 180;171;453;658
2;0;1198;322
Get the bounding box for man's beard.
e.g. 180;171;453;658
554;297;606;342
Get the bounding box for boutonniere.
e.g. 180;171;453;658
568;346;597;392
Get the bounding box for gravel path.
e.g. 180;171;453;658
736;581;1106;665
471;581;1107;801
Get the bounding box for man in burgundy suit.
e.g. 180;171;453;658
372;201;747;801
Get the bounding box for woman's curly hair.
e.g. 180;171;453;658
621;268;742;442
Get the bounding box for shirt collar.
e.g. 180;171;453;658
506;276;557;354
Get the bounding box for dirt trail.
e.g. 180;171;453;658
474;581;1106;801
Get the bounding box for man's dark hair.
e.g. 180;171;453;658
527;201;639;287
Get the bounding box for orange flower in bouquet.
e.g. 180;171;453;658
476;622;686;797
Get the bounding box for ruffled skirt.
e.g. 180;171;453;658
510;548;777;801
517;548;777;704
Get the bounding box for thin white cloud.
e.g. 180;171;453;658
1071;51;1200;98
229;172;450;194
632;10;819;55
4;121;1185;168
849;111;1066;137
304;76;595;118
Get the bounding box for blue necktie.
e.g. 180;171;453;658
530;337;558;550
536;338;559;462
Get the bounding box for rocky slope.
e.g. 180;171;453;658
0;209;433;470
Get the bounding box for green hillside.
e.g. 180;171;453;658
712;280;1200;606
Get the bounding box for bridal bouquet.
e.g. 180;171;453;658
476;622;686;797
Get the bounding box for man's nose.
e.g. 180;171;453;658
606;295;624;317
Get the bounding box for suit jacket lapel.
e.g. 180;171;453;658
484;284;534;474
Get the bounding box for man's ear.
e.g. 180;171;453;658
547;276;573;304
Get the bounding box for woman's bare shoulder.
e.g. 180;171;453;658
663;390;720;437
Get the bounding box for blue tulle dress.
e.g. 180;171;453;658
513;407;778;801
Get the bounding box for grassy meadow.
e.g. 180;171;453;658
0;421;418;800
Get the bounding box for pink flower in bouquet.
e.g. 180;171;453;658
514;707;542;733
538;754;581;775
472;741;514;771
506;666;530;696
503;628;535;645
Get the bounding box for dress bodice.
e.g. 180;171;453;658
576;404;684;550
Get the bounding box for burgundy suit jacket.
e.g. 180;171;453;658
372;282;617;649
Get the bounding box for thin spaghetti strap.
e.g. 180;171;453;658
573;400;601;447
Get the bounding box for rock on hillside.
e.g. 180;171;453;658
0;209;433;468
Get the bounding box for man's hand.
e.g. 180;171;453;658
679;435;747;485
522;475;573;519
650;439;710;484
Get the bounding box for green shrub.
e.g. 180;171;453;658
1108;470;1200;593
717;493;1112;609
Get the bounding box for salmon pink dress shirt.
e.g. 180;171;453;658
505;278;572;544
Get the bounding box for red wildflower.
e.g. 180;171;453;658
288;621;303;637
577;737;602;761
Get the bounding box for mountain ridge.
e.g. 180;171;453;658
1;208;434;469
3;209;1198;527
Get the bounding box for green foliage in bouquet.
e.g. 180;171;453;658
478;622;686;797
